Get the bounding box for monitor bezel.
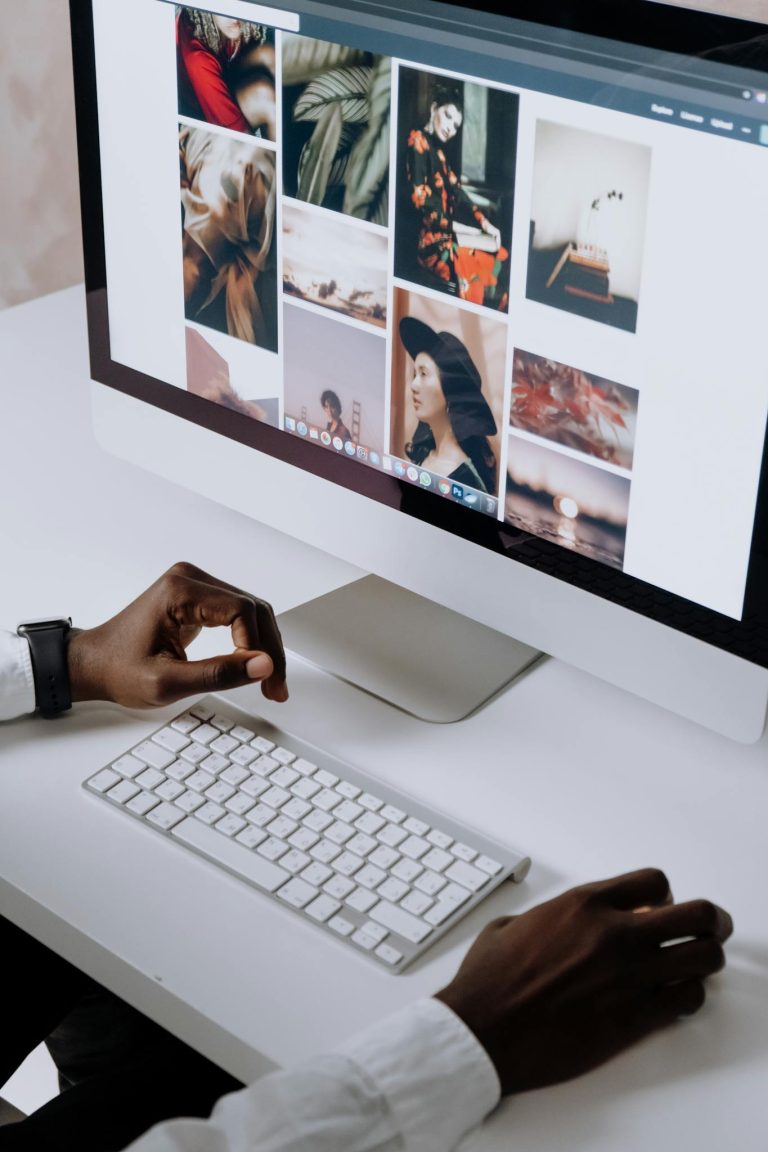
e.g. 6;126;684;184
69;0;768;672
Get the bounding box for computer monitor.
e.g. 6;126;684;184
70;0;768;741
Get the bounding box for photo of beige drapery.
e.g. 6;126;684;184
180;124;278;349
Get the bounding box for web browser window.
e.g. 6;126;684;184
91;0;768;621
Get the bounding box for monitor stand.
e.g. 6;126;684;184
278;574;544;723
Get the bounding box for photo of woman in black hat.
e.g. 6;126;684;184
398;316;498;493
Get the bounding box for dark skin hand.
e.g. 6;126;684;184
66;562;288;709
436;868;733;1096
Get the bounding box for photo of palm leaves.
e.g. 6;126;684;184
282;34;391;227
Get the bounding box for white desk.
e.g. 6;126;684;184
1;287;767;1151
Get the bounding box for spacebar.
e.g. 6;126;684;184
172;818;287;892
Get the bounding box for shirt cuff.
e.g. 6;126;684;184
334;996;501;1152
0;630;36;720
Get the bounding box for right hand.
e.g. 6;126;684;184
435;868;732;1095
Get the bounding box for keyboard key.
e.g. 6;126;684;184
355;864;386;890
220;765;250;788
265;815;298;841
88;768;121;793
323;874;355;900
377;824;408;848
358;792;383;812
355;811;386;836
400;835;430;860
261;786;290;810
175;790;205;814
381;805;406;824
368;845;400;870
106;779;141;805
375;943;403;966
346;887;378;914
152;728;190;754
249;800;280;824
378;877;410;903
427;829;453;850
326;821;355;846
450;842;477;863
279;849;311;875
195;801;225;826
210;714;234;733
359;920;388;944
210;734;238;755
277;878;318;909
475;855;504;877
403;816;430;837
133;742;176;771
200;753;229;776
252;755;278;777
288;827;319;852
282;797;311;822
155;779;185;802
336;781;361;800
126;791;159;816
292;777;321;801
346;832;377;858
334;799;363;825
136;767;166;791
166;760;194;783
258;837;289;862
293;757;317;776
401;890;433;916
235;826;268;850
230;725;255;743
369;901;431;944
230;745;258;767
147;802;186;831
413;870;447;897
301;861;332;887
111;755;145;780
272;747;297;765
304;809;333;833
422;847;453;873
270;766;299;789
189;724;219;746
225;793;255;817
314;768;338;788
186;770;215;794
328;915;354;937
310;839;341;865
352;929;378;951
391;858;423;883
215;814;246;838
333;851;364;877
180;743;209;765
189;704;215;722
305;894;341;922
445;860;488;892
173;818;287;892
205;781;235;805
242;776;270;799
314;789;342;813
171;713;201;734
250;736;275;754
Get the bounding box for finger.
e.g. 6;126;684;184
653;979;707;1019
589;868;672;911
149;650;275;704
633;899;733;946
638;936;727;986
162;568;287;700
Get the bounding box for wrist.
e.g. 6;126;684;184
67;628;103;703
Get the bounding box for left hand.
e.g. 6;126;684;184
66;562;288;709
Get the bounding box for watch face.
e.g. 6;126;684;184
17;618;72;635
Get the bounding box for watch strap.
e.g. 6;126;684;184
19;622;73;717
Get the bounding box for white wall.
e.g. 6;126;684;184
0;2;83;310
0;2;764;313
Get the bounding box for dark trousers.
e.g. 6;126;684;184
0;916;242;1150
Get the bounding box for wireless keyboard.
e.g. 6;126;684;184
84;697;530;973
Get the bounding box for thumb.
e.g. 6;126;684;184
157;650;275;701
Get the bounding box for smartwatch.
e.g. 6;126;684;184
16;618;73;718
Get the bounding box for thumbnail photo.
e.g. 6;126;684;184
185;326;280;427
391;288;507;495
283;35;391;225
283;303;387;453
180;125;278;352
526;121;652;333
283;201;388;328
393;66;519;312
506;435;631;569
177;7;276;141
511;350;639;470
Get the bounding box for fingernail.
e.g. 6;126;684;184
246;654;273;680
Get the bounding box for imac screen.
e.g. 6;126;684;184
74;0;768;669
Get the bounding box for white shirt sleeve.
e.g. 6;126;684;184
0;629;36;720
125;998;500;1152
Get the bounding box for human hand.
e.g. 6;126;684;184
67;562;288;709
435;868;732;1095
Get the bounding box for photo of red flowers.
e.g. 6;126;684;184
511;349;639;470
